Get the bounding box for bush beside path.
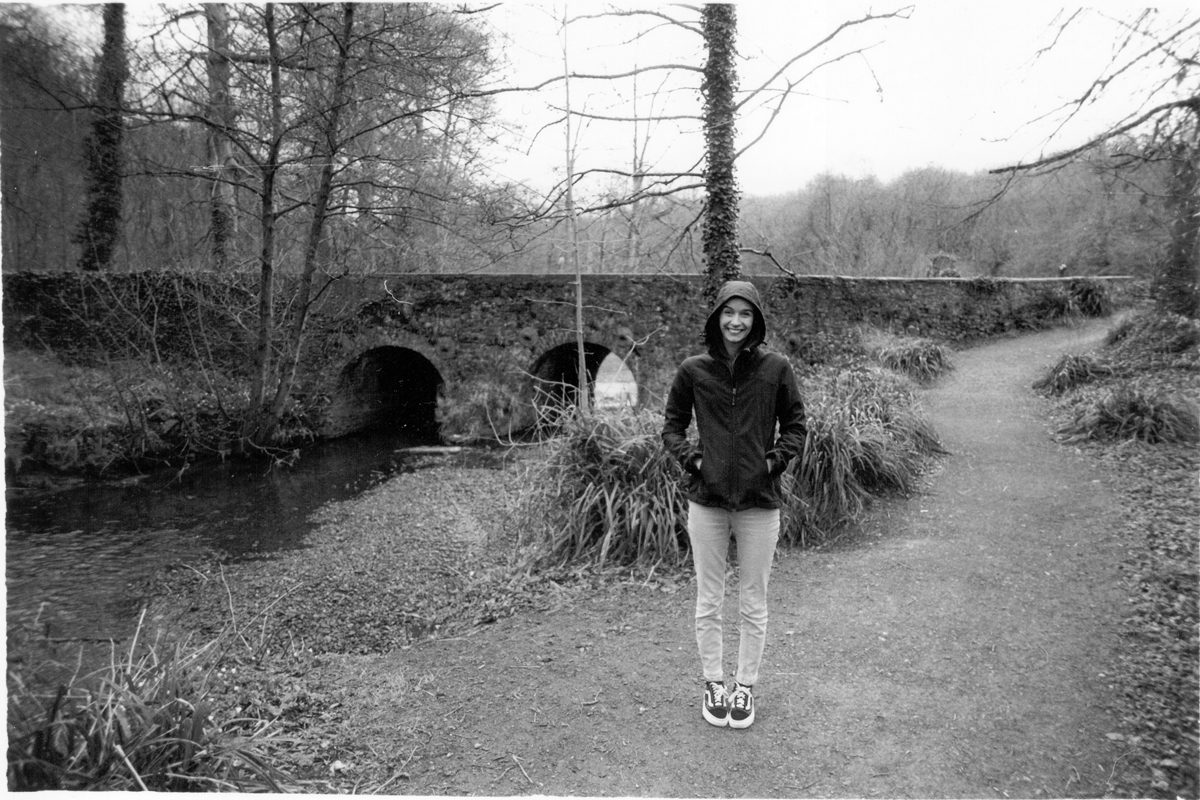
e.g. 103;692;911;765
286;318;1156;797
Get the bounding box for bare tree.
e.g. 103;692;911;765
259;3;356;442
479;5;912;282
993;10;1200;316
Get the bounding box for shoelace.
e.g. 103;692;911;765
731;687;751;711
707;682;729;707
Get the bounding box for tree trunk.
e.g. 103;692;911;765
76;3;127;271
261;3;356;442
205;3;237;270
700;3;740;302
244;3;284;446
1157;117;1200;317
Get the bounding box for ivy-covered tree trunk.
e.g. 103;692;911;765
701;4;741;302
1157;117;1200;317
76;3;127;271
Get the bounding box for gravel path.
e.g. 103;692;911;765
298;318;1137;797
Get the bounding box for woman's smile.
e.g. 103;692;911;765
719;298;755;350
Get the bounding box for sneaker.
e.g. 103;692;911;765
701;679;730;727
729;683;754;729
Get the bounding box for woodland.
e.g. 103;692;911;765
1;4;1191;284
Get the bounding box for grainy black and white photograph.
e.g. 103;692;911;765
3;1;1197;795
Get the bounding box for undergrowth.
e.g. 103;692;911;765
6;612;289;792
1040;308;1199;446
513;365;944;567
1037;306;1199;798
1058;383;1199;444
4;349;315;480
512;409;688;569
783;366;945;545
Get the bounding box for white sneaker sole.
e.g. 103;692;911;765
701;704;729;727
729;710;754;729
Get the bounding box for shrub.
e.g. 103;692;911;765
1032;353;1115;396
781;367;944;546
512;409;688;568
1057;384;1200;445
6;615;288;792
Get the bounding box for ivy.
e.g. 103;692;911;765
701;4;741;303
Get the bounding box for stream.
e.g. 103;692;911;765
4;430;454;644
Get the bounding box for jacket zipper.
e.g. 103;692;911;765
727;355;739;498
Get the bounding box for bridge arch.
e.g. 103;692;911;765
529;341;638;418
322;345;443;439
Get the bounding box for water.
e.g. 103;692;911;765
5;430;460;643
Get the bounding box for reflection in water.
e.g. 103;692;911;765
5;429;453;642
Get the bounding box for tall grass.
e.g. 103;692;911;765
875;338;954;383
512;366;944;566
860;327;954;384
1041;309;1199;446
1105;309;1200;357
1057;384;1199;445
782;367;945;545
1032;353;1115;396
512;409;688;569
6;613;289;791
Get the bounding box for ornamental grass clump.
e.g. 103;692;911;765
875;337;954;384
781;367;944;546
513;409;688;569
6;615;288;792
1032;353;1115;396
1105;309;1200;359
1057;384;1199;445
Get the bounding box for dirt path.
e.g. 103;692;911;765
312;319;1133;797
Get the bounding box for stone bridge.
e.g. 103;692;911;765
1;272;1138;442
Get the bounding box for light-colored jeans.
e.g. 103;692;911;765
687;501;780;687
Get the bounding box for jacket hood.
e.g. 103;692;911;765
704;280;767;354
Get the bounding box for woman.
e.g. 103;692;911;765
662;279;806;729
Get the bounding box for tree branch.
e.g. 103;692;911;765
992;96;1200;175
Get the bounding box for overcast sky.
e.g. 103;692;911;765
486;2;1191;197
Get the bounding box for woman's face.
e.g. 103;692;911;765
719;298;755;350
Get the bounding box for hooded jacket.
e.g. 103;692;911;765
662;280;807;510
